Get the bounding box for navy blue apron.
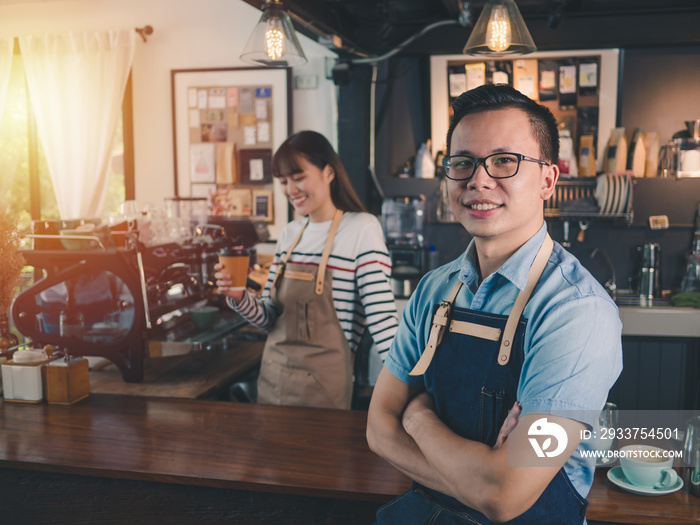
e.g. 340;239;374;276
375;235;588;524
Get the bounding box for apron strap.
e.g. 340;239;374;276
409;280;463;376
409;233;553;376
315;209;343;295
497;234;553;365
272;217;310;289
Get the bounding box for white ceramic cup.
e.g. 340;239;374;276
619;444;678;490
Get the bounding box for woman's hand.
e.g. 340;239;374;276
214;263;246;303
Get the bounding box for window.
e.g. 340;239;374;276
0;40;134;232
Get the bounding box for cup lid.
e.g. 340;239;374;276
219;245;249;256
12;349;46;364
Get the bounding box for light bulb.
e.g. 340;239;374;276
486;5;511;52
265;18;285;60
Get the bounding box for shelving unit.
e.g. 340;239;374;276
544;177;634;225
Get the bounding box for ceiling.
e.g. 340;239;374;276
242;0;700;59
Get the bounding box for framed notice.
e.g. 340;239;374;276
171;67;291;239
253;189;274;222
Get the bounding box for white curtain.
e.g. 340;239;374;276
19;30;135;219
0;38;13;124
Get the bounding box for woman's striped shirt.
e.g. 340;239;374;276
227;212;398;358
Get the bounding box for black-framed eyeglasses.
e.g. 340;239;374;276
442;152;550;181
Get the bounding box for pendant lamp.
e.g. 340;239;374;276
240;0;307;67
463;0;536;56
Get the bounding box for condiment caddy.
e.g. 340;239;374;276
1;345;90;404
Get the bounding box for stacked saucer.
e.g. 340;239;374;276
595;172;633;215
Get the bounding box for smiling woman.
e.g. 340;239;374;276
216;130;399;410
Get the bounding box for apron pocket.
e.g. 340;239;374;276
479;386;507;447
258;358;339;408
288;300;316;342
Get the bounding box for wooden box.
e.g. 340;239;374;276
45;357;90;405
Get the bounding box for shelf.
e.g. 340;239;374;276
544;176;634;225
545;209;634;224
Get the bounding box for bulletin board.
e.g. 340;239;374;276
430;50;620;174
171;67;291;239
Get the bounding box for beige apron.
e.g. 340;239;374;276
257;209;354;409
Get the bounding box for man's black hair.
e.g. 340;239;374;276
446;83;559;164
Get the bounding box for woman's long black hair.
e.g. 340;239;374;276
272;130;366;213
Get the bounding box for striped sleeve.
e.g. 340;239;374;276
225;290;279;332
354;218;399;359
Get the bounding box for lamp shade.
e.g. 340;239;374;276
463;0;536;56
240;0;307;67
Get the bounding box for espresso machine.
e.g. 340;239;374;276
11;217;267;382
381;197;426;298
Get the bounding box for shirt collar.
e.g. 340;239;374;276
456;223;549;292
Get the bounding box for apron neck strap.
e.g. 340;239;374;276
497;233;553;365
316;209;343;295
409;233;553;376
409;279;463;376
282;219;310;265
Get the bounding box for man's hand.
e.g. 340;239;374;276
493;401;521;449
402;391;436;435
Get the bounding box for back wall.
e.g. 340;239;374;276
0;0;338;225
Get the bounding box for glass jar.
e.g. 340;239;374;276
59;309;84;340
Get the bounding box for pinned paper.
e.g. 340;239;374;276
188;109;201;128
226;188;252;216
227;87;238;107
197;89;208;109
579;63;597;88
239;88;255;113
540;70;556;90
240;113;257;126
249;158;264;182
514;59;538;100
188;88;198;108
465;63;485;90
559;65;577;94
449;73;466;97
517;76;536;99
257;121;271;143
243;125;256;145
492;71;509;85
255;99;268;120
206;109;223;122
190;143;215;183
208;94;226;109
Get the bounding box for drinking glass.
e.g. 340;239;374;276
595;402;618;453
120;200;140;219
681;416;700;496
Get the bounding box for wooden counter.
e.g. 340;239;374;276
0;394;698;524
89;339;264;399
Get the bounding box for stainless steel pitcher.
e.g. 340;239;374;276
636;242;662;301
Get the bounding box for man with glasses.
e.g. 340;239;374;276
367;84;622;524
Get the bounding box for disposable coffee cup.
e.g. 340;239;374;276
619;445;679;490
218;245;250;291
